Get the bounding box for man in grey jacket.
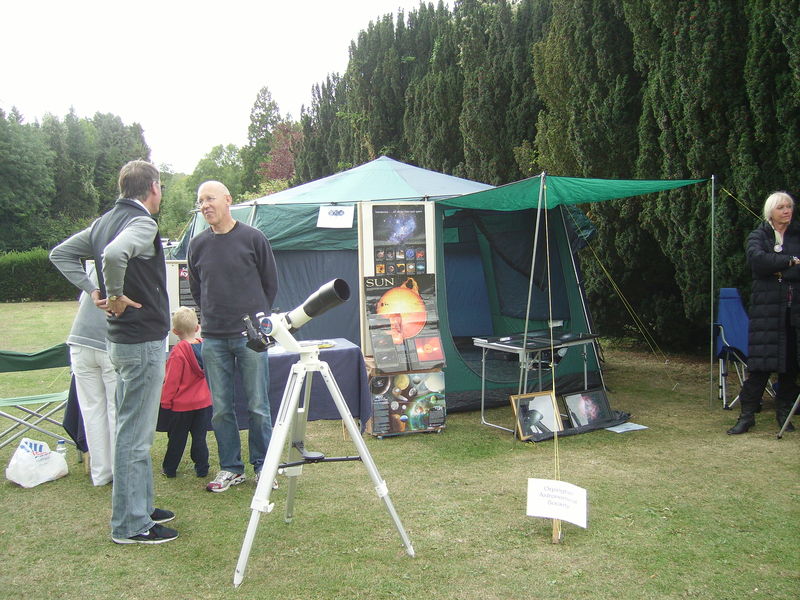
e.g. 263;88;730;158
50;160;176;544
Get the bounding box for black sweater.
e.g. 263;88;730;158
188;221;278;338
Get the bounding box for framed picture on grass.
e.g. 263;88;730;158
510;391;562;441
563;389;613;427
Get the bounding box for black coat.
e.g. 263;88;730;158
745;220;800;372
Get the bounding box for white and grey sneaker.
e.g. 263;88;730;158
206;470;245;493
255;471;279;490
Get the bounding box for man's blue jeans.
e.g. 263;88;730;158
108;339;165;538
202;336;272;474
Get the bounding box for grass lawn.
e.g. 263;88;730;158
0;301;797;599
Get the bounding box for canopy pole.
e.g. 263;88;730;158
524;173;547;344
709;175;716;409
525;174;563;543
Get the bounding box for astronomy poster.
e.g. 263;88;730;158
368;371;447;436
371;204;428;275
363;273;444;373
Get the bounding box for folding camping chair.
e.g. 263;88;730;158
714;288;769;409
0;343;74;450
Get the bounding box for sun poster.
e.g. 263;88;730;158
363;273;444;373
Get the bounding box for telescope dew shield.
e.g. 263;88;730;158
285;278;350;331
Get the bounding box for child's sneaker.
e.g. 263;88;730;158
206;470;245;492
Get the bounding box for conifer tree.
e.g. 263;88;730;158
457;0;514;184
241;87;282;192
403;2;465;173
0;110;55;251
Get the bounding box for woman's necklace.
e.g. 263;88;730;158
774;228;784;252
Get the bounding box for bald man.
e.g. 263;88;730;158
188;181;278;492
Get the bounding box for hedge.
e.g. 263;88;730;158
0;249;78;302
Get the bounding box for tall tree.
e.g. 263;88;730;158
295;73;352;183
404;1;466;173
532;0;684;341
186;144;244;200
457;0;515;184
57;109;99;219
157;168;196;240
506;0;551;177
624;0;752;339
261;120;302;182
0;110;56;251
241;86;282;192
93;112;150;211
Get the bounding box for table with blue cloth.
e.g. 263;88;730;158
261;338;371;428
64;338;371;451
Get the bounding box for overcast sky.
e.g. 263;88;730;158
1;1;451;173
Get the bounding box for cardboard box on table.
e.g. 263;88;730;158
364;357;446;437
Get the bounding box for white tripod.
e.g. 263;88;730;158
233;309;415;587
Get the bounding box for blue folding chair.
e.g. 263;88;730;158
714;288;776;409
714;288;751;409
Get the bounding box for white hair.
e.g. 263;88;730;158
763;191;794;223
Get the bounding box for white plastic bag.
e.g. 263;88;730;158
5;437;68;488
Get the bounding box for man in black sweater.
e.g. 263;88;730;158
188;180;278;492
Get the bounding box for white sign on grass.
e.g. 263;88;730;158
527;478;587;529
317;205;355;228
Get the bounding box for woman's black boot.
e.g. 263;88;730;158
727;413;755;435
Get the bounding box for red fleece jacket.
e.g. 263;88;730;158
160;339;212;412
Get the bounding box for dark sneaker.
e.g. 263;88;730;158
206;470;245;492
150;508;175;524
112;523;178;545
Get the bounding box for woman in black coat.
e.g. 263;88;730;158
728;191;800;434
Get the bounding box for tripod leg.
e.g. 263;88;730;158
284;371;314;523
777;393;800;439
318;362;416;558
234;364;306;587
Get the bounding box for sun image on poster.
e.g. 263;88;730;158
364;273;443;373
371;205;427;276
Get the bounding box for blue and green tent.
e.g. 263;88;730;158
171;156;705;411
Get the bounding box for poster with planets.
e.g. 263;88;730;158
363;273;444;373
371;204;428;276
368;371;446;436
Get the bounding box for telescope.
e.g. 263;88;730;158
233;276;414;587
243;279;350;353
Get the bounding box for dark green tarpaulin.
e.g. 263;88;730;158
438;174;707;211
251;204;359;251
0;343;69;373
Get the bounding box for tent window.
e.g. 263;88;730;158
470;210;570;322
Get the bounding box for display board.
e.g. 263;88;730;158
366;369;446;437
359;202;446;436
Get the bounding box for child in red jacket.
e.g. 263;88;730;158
160;307;212;478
